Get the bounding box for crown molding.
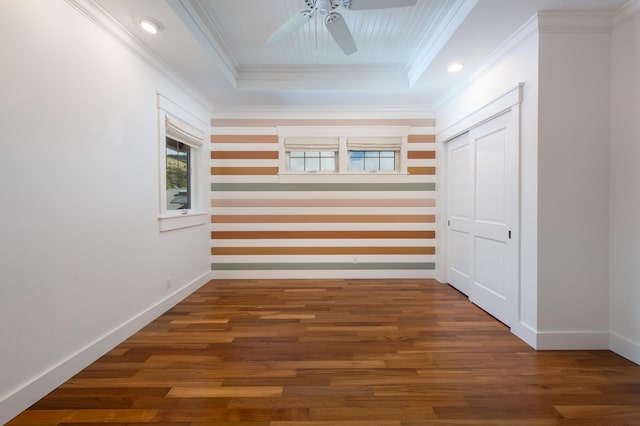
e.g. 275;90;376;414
167;0;239;86
210;104;434;120
614;0;640;26
65;0;212;111
537;11;613;33
405;0;478;87
433;13;537;111
236;64;409;91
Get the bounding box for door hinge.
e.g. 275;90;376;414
508;230;512;239
448;220;450;226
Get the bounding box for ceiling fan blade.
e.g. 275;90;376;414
347;0;417;10
324;12;357;55
266;10;313;44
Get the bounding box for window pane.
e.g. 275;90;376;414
289;157;305;171
350;157;364;171
321;157;336;171
320;151;335;158
290;151;305;158
364;157;379;171
305;157;320;171
166;137;190;210
364;151;379;158
380;157;395;171
349;151;364;172
380;151;395;158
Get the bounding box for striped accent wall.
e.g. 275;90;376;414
210;118;437;278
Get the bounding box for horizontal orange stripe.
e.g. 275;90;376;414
211;230;436;239
211;135;278;143
212;199;436;208
211;167;279;176
408;134;436;143
408;166;436;175
211;246;436;256
211;151;279;160
408;151;436;159
211;215;435;223
211;119;435;127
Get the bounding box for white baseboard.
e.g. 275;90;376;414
535;330;610;350
610;331;640;365
510;321;538;348
211;270;436;280
0;271;211;426
514;326;639;365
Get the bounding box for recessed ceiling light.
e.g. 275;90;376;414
447;63;464;73
137;17;161;34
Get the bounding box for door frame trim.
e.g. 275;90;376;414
436;83;522;328
437;83;524;142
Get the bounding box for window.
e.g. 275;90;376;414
284;137;339;173
157;93;207;231
165;137;191;210
277;130;408;178
347;137;402;172
289;151;336;172
349;150;396;172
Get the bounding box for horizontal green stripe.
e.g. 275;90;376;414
211;182;435;192
211;262;436;270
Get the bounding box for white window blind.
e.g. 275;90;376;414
347;137;402;151
166;114;204;148
284;137;339;151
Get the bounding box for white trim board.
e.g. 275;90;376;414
614;0;640;26
211;270;436;280
535;331;611;350
436;83;524;142
610;332;640;365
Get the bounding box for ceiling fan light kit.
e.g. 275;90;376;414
267;0;418;55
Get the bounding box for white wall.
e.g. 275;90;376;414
0;1;211;422
436;20;540;345
437;12;619;352
609;3;640;364
536;20;611;348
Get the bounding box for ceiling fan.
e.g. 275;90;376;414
266;0;418;55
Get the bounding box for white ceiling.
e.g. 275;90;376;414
93;0;628;112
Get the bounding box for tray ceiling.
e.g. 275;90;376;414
91;0;629;110
169;0;474;90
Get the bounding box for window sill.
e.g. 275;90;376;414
158;211;207;232
278;172;410;184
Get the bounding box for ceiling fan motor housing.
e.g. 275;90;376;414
305;0;352;14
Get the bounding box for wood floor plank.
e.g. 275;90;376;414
166;386;284;398
271;422;401;426
8;279;640;425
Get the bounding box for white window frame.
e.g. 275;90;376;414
347;137;403;173
284;137;339;173
157;93;207;232
277;127;409;180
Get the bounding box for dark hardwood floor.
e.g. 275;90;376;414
9;279;640;425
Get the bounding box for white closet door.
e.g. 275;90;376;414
447;132;472;295
446;111;517;327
